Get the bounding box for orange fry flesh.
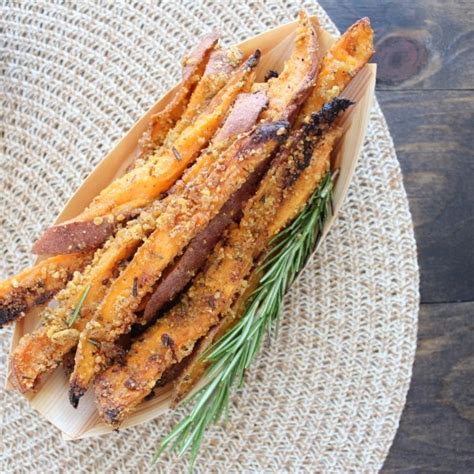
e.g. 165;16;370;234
162;46;244;148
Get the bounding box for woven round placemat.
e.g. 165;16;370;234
0;1;419;472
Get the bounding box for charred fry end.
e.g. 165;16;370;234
308;98;354;129
251;120;290;145
104;408;121;427
264;69;279;82
69;382;84;409
245;49;261;69
0;253;91;327
1;291;53;327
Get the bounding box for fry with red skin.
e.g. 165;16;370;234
168;90;267;200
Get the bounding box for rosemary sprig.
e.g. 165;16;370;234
67;283;91;327
153;172;334;468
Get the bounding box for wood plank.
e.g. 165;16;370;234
382;301;474;472
319;0;474;90
376;90;474;303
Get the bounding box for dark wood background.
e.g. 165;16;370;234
319;1;474;471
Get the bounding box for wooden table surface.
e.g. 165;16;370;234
319;1;474;471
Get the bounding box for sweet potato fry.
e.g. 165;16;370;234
139;31;220;156
269;99;351;233
297;17;374;125
0;253;91;327
260;10;320;122
93;99;348;424
72;11;319;406
33;52;260;256
162;46;244;148
169;90;268;196
32;218;118;256
212;91;267;143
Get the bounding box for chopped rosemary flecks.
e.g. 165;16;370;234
132;277;138;297
88;338;100;348
153;172;334;468
67;284;91;327
172;146;182;161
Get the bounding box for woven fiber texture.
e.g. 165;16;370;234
0;1;419;472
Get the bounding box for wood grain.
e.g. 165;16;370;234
320;0;474;90
383;302;474;472
319;1;474;471
377;91;474;304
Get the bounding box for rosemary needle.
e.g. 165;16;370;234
172;146;182;161
88;338;100;348
153;172;334;468
67;283;91;327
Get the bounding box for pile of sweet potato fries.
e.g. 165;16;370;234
0;11;374;427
